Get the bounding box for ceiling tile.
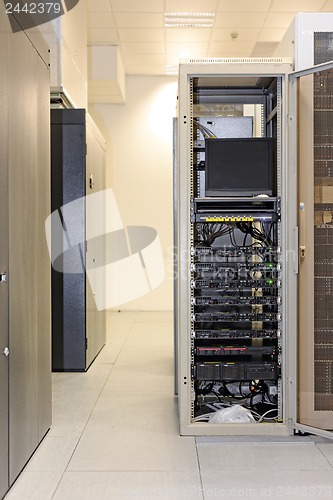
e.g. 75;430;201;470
88;13;115;29
109;0;164;12
263;12;296;28
270;0;326;12
118;28;164;42
88;29;118;44
214;12;266;28
252;42;279;56
165;0;217;12
114;13;163;28
322;0;333;10
126;65;167;75
208;47;254;57
217;0;271;12
87;0;110;12
166;42;208;55
257;28;286;42
208;41;256;55
166;50;207;64
123;54;166;66
166;54;183;65
211;28;260;42
165;28;212;42
121;42;165;54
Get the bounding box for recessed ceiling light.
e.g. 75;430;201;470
166;65;179;75
164;12;215;28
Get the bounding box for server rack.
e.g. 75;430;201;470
177;58;333;438
51;109;106;372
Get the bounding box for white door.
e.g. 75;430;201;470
289;61;333;438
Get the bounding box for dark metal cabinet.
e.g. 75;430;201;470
0;5;51;497
51;109;106;372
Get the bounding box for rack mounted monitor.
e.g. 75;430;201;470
205;137;275;197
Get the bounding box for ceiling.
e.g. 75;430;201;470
87;0;332;76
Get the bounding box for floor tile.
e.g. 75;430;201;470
67;433;197;472
124;323;173;351
53;470;203;500
67;406;196;471
94;390;177;413
25;436;78;472
201;470;333;499
316;442;333;468
5;471;63;500
197;442;331;471
103;354;174;393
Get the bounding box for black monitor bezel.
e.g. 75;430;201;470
205;137;275;197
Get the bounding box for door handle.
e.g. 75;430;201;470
299;202;306;260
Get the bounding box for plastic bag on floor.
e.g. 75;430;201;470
209;405;255;424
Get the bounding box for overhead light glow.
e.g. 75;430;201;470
166;65;179;75
164;12;215;28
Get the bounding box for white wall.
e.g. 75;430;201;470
89;76;178;311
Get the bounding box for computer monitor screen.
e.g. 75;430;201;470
205;138;274;197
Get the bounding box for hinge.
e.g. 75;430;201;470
86;143;88;156
85;338;88;350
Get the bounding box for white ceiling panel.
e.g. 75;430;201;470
257;28;286;42
109;0;163;12
88;29;119;44
166;42;209;54
87;0;110;12
123;54;166;66
217;0;271;12
126;65;166;75
208;41;256;54
114;13;163;28
166;50;207;65
263;12;296;28
118;28;165;42
87;0;329;77
214;12;266;28
165;0;217;13
252;41;279;56
166;54;184;65
88;13;115;29
322;0;333;11
270;0;326;12
208;47;254;57
165;28;212;42
211;28;260;42
121;42;165;54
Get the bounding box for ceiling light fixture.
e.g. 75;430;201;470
164;12;215;28
166;65;179;75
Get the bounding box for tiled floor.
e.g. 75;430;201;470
5;312;333;499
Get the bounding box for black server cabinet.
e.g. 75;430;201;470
51;109;106;372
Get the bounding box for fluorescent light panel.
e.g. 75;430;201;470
164;12;214;28
166;65;179;74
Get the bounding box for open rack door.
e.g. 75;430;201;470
289;61;333;438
